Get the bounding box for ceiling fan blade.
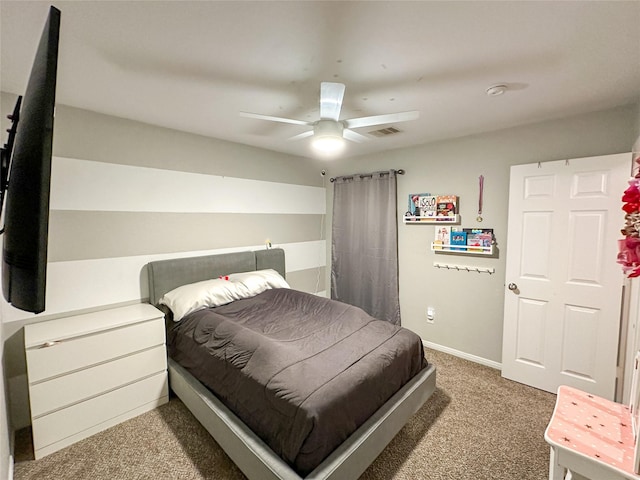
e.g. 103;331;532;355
344;111;419;129
287;130;314;142
319;82;345;121
343;129;368;143
240;111;312;126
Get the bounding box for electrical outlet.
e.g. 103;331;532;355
426;306;435;323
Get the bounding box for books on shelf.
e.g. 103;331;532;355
432;227;494;253
449;230;467;251
464;228;493;252
433;226;451;249
420;195;437;217
406;193;457;222
436;195;457;217
407;193;436;218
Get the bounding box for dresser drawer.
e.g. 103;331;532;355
26;317;165;383
29;345;167;418
32;371;168;452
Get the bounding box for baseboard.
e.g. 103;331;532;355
422;340;502;371
7;428;14;480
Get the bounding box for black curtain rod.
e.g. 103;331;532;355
330;169;405;183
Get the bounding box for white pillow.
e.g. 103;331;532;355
159;277;239;321
159;269;289;322
228;269;290;296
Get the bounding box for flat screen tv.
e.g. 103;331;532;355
0;6;61;313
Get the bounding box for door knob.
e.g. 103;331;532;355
508;283;518;291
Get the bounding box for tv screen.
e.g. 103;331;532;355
1;6;60;313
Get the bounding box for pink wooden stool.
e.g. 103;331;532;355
545;353;640;480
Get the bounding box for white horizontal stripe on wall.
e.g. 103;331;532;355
281;240;327;273
50;157;326;214
1;241;326;323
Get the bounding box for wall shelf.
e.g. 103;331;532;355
404;214;460;224
431;242;494;255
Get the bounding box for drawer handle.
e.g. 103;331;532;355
39;341;59;348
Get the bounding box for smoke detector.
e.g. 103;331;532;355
486;84;508;97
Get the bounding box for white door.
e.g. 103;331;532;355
502;153;631;399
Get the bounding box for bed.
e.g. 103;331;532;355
147;248;436;480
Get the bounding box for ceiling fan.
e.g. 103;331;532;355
240;82;419;154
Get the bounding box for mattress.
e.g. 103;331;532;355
167;288;427;475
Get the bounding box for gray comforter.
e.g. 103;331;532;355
168;288;427;475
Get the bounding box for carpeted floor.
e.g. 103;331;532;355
13;349;556;479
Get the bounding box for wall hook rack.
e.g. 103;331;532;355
433;262;495;274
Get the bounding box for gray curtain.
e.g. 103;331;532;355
331;170;400;325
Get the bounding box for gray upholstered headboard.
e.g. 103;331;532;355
147;248;285;305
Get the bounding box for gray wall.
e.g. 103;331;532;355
0;91;328;429
324;102;640;365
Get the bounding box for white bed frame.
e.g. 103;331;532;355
147;248;437;480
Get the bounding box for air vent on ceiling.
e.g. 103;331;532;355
368;126;402;137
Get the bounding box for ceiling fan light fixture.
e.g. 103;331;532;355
311;120;345;155
311;135;345;155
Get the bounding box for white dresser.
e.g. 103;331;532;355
24;303;169;459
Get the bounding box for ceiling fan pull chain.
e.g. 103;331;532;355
477;174;484;222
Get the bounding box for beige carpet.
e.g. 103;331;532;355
13;349;556;480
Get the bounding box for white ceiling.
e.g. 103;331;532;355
2;1;640;160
